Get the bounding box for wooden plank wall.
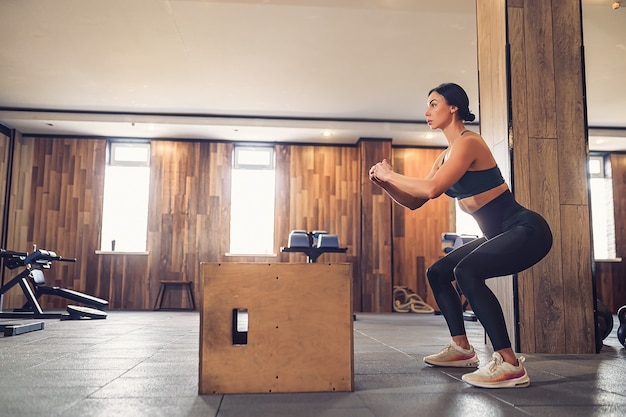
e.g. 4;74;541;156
0;131;9;237
391;147;452;308
475;0;516;348
143;141;232;310
0;130;9;263
1;135;451;312
274;144;361;311
500;0;594;353
4;137;106;309
4;133;622;319
358;139;393;312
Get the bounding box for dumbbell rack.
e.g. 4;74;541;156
280;230;347;263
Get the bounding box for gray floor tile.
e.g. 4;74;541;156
60;397;221;417
1;311;625;417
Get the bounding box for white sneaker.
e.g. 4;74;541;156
462;352;530;388
423;340;480;367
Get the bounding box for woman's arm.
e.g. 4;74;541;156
373;179;430;210
369;137;482;209
369;154;442;210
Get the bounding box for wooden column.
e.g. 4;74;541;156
476;0;595;354
358;138;392;312
475;0;515;348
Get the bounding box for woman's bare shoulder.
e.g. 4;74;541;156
459;132;497;168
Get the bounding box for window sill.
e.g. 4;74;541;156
95;250;149;256
225;253;277;258
595;258;622;263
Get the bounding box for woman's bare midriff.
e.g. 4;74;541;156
457;183;509;214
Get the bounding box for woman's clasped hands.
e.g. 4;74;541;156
369;159;393;183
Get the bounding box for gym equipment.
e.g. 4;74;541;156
1;248;45;335
287;230;310;248
66;305;107;320
153;280;196;311
442;233;478;253
281;230;347;263
316;234;340;248
617;305;626;348
596;299;614;341
0;320;44;337
392;286;434;314
0;248;108;320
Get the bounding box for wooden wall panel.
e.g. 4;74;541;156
277;145;360;258
2;138;236;310
0;130;10;295
2;134;449;313
506;5;531;206
476;0;516;348
275;144;361;311
477;0;595;353
6;133;33;265
146;141;232;310
4;137;106;309
478;0;595;354
524;138;565;352
358;139;392;312
0;131;9;240
522;0;557;140
96;254;149;309
553;0;589;205
391;147;451;308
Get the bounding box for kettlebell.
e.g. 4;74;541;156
618;305;626;348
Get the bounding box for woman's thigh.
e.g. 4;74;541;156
430;237;487;278
457;224;550;279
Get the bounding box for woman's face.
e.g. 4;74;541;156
425;91;457;130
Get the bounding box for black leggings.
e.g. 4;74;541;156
427;191;552;351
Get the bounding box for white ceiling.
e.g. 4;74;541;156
0;0;624;150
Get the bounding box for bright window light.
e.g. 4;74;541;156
229;146;276;255
110;142;150;165
100;142;151;252
589;155;616;260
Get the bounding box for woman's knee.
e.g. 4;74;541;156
427;263;453;290
453;263;479;295
426;265;439;287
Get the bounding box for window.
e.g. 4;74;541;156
589;154;616;260
100;142;151;252
228;146;276;255
455;207;482;238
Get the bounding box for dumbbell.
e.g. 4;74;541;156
617;305;626;348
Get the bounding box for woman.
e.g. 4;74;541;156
368;83;552;389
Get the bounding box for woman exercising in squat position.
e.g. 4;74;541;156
368;83;552;389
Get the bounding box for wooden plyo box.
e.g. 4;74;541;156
199;262;353;394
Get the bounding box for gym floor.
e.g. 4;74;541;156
1;311;624;417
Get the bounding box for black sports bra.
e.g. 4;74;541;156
440;130;505;199
444;166;505;199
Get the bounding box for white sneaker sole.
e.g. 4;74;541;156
423;357;480;368
461;373;530;388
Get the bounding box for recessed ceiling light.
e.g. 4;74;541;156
425;133;434;139
322;130;332;137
